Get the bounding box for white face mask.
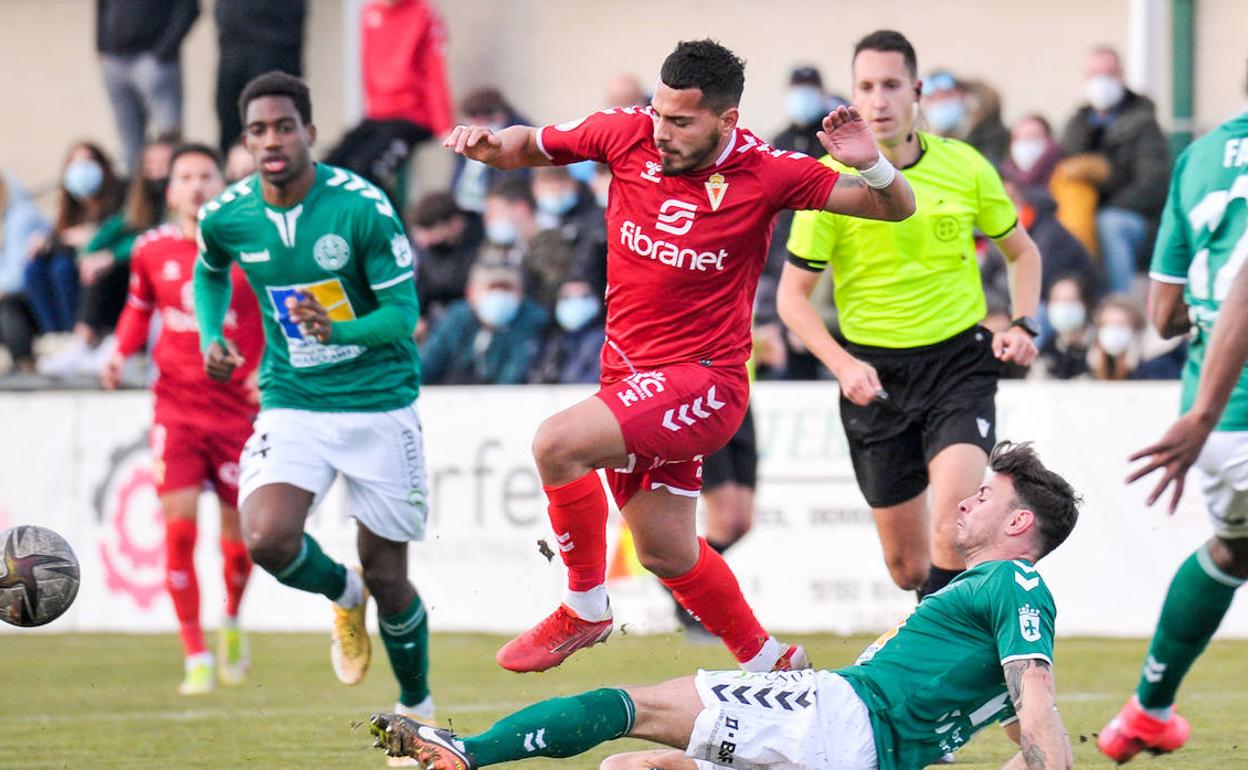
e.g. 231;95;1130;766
1010;138;1047;172
785;86;826;126
1097;324;1134;356
1085;75;1125;111
1047;301;1086;334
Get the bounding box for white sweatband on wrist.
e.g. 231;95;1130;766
858;153;897;189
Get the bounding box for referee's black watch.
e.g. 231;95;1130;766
1009;315;1040;338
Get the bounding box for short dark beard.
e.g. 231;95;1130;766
660;130;723;175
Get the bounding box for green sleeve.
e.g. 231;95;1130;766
1149;148;1192;280
786;207;837;272
974;154;1019;239
85;215;139;262
329;281;419;347
193;219;233;352
988;561;1056;666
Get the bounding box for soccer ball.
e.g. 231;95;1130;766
0;525;81;627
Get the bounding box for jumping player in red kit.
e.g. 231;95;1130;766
102;143;265;694
444;40;915;673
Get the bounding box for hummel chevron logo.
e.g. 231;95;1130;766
555;531;574;553
1143;655;1167;684
1014;572;1040;591
710;683;811;710
662;386;727;432
523;728;547;752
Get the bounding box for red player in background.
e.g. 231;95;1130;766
444;39;915;674
102;143;264;695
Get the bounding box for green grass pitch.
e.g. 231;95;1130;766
2;632;1245;768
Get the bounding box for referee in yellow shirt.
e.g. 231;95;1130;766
779;30;1042;599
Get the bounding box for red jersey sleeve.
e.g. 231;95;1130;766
761;149;841;212
114;239;156;358
536;108;649;167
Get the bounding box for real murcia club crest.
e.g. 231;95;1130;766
1018;604;1042;643
391;234;413;268
705;173;728;211
313;234;351;270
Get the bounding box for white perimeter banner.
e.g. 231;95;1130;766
1;381;1243;638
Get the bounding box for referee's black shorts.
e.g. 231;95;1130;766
701;404;757;491
839;324;1000;508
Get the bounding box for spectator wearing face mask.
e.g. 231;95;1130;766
922;72;1010;165
39;136;177;378
450;88;532;213
480;177;540;268
764;67;846;379
409;191;483;333
420;261;548;385
1061;46;1171;295
529;278;605;385
980;181;1099;337
1001;115;1064;197
773;67;844;159
1036;275;1093;380
1088;294;1182;381
24;142;124;355
531;166;609;295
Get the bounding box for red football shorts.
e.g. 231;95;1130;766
597;363;749;508
150;417;253;506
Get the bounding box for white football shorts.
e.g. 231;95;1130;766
1196;431;1248;539
687;669;878;770
238;400;429;542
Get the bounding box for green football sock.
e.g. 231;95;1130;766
380;593;430;707
462;688;635;766
1137;546;1244;709
272;533;347;601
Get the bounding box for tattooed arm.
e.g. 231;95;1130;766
999;659;1073;770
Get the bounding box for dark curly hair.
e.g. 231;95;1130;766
238;71;312;127
659;39;746;112
990;441;1082;559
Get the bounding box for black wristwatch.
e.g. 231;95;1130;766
1009;315;1040;338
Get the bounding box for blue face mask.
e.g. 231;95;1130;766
924;99;965;133
566;160;597;185
785;86;826;126
555;295;600;332
63;159;103;201
475;289;521;328
485;218;518;246
536;189;579;217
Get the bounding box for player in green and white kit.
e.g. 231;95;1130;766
194;72;435;742
1098;110;1248;763
368;442;1079;770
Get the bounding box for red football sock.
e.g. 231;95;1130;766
544;472;609;592
661;537;768;663
164;517;205;656
220;538;252;619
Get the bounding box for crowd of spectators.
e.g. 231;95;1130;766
0;2;1203;387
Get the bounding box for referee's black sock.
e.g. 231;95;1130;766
917;565;964;601
706;538;733;555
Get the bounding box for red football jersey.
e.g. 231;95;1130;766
116;224;263;424
538;107;839;380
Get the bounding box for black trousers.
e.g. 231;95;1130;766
323;119;432;204
80;259;130;336
0;295;36;364
216;45;302;152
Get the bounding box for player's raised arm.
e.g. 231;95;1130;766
818;105;915;221
443;123;552;170
1000;659;1073;770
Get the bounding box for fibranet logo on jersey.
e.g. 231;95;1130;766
620;220;726;271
